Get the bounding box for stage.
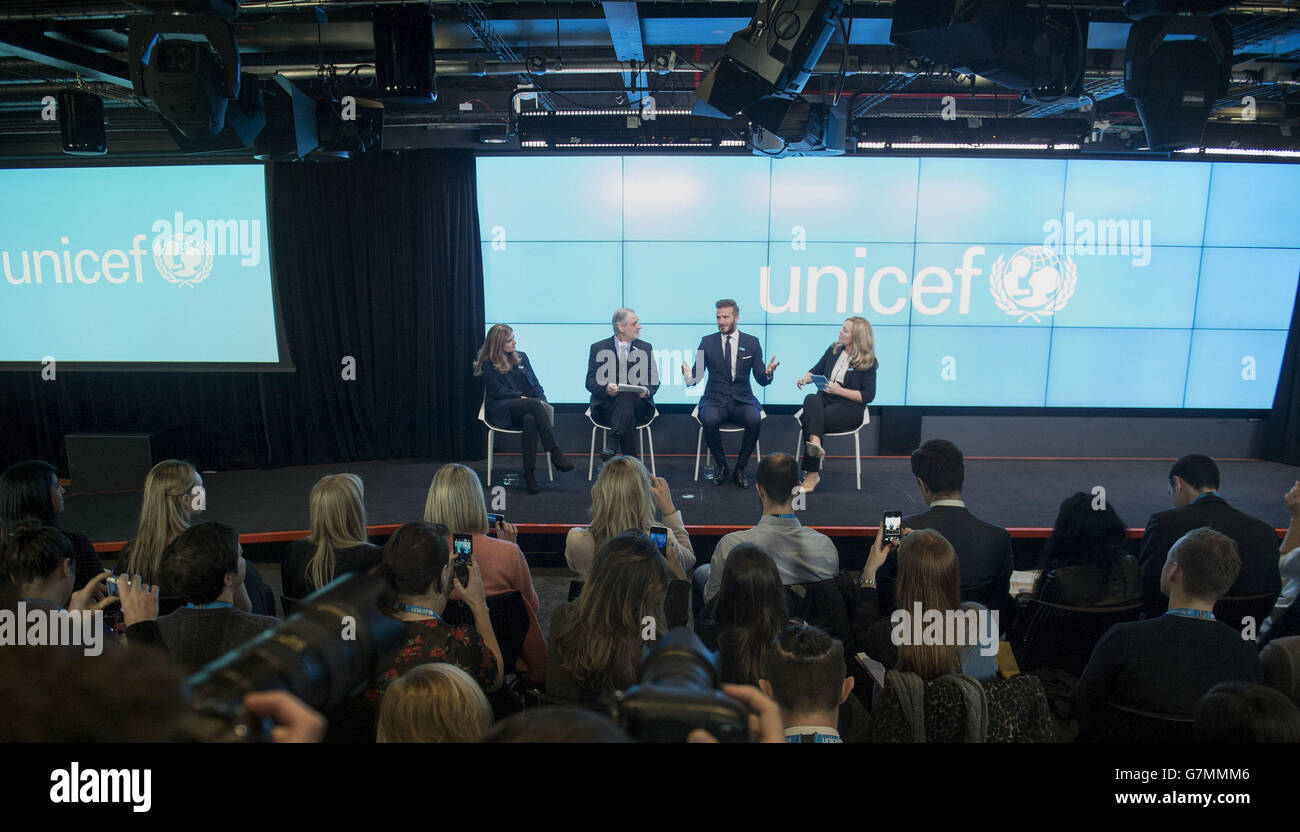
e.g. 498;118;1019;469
66;453;1297;570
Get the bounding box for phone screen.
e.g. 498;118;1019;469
452;534;473;582
649;525;669;554
882;511;902;544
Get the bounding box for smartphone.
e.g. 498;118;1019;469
882;511;903;545
452;533;473;585
649;525;669;555
105;575;119;596
485;513;504;534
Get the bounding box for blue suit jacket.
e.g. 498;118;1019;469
688;330;772;408
481;351;546;427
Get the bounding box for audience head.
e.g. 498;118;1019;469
911;439;964;500
424;463;489;536
1194;681;1300;742
713;544;789;685
2;521;75;602
755;453;800;509
473;323;518;375
1260;637;1300;708
485;707;632;743
0;460;62;529
305;473;370;591
378;521;452;605
160;521;244;605
1039;491;1130;572
1168;454;1220;507
552;529;669;692
588;456;656;547
376;662;493;742
894;529;964;680
760;624;852;727
1161;527;1239;605
126;459;201;584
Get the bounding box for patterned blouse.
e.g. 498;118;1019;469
362;617;498;701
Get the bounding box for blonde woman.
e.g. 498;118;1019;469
424;462;547;686
281;474;380;599
794;317;879;493
564;455;694;578
473;323;574;494
377;662;494;742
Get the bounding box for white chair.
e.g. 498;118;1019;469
692;404;765;481
585;406;659;480
478;397;553;487
793;406;871;490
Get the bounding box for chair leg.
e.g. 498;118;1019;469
855;432;862;491
547;448;554;481
756;439;761;464
588;425;597;481
646;426;656;477
487;431;494;486
694;427;702;481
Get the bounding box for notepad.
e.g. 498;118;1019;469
810;374;829;391
616;384;648;394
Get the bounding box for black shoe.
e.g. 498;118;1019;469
600;447;616;462
550;448;575;473
524;470;540;494
733;466;749;489
710;464;728;487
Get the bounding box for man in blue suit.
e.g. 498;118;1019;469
682;299;778;488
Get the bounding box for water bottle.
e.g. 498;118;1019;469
703;456;715;479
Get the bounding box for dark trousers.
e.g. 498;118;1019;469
800;392;864;471
700;401;761;471
503;397;556;471
592;394;651;455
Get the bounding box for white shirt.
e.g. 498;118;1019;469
830;349;851;384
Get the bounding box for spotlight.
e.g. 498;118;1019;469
1123;13;1233;150
127;10;245;141
692;0;845;132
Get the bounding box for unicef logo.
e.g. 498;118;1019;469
152;232;213;289
990;246;1077;323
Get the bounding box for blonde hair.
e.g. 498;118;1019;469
831;316;876;370
124;460;199;584
587;456;656;548
376;663;493;742
423;464;487;535
305;474;371;591
472;324;520;376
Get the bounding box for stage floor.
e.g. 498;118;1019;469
66;453;1299;549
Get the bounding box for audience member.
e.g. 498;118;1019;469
0;459;103;589
424;463;546;685
156;522;279;672
1071;528;1260;729
701;453;838;605
1031;491;1140;606
376;662;494;742
365;522;503;699
1137;454;1282;618
697;544;790;685
281;473;380;600
565;456;694;579
485;707;632;743
879;440;1013;615
760;624;855;743
1194;681;1300;742
1263;480;1300;639
1260;637;1300;707
548;529;689;702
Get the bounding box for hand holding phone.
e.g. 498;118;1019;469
649;525;669;555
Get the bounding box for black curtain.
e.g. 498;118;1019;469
1256;274;1300;465
0;150;485;471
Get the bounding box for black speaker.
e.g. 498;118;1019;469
57;89;107;156
1124;14;1233;150
373;3;436;102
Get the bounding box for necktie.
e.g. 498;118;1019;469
723;335;732;381
618;342;628;385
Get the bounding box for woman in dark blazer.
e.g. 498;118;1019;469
795;316;878;493
473;324;574;493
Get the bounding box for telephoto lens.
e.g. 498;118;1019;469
609;626;750;742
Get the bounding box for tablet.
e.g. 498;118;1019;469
616;384;649;394
810;374;829;391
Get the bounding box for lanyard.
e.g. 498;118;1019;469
395;602;442;620
1165;608;1215;621
186;601;233;610
769;513;797;520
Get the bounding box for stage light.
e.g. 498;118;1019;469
373;3;436;102
1123;13;1233;150
692;0;846;132
56;89;107;156
253;75;319;161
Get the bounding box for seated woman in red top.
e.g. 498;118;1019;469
423;462;547;687
363;522;503;704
